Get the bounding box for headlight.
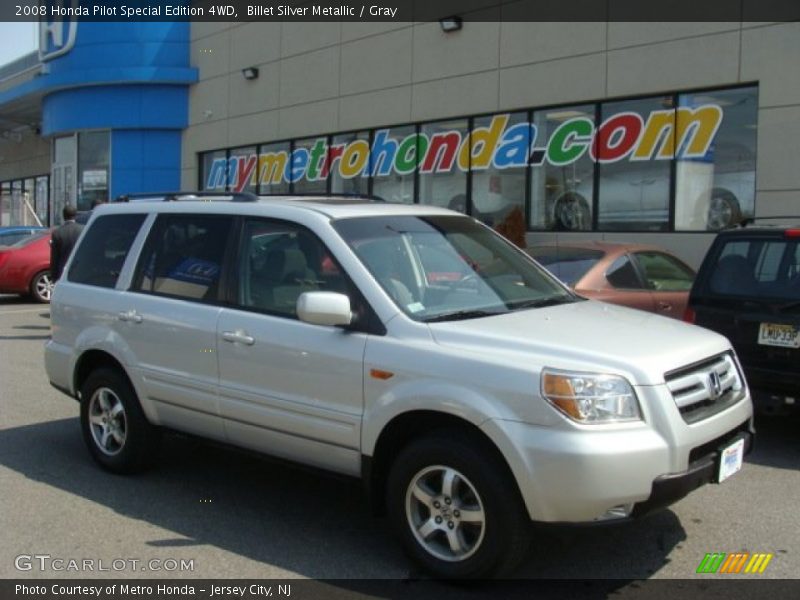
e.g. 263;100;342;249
541;369;641;424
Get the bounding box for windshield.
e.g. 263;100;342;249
334;215;576;321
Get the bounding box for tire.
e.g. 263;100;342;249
29;270;53;303
80;368;160;474
554;193;590;231
706;189;741;231
386;432;531;578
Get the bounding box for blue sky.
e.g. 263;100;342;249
0;23;38;67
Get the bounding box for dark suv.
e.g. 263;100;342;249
686;220;800;414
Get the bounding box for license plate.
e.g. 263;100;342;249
718;437;745;483
758;322;800;349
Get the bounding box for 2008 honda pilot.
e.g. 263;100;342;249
45;196;754;578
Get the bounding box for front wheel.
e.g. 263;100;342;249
386;432;530;578
80;368;160;473
29;270;53;303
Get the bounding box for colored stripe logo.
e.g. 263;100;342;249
697;552;773;574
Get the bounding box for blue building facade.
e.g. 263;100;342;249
0;21;197;225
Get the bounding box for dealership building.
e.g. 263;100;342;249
0;19;797;265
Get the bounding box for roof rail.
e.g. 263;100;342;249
738;216;799;228
256;192;388;203
114;191;259;203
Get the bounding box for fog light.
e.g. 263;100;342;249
596;504;633;521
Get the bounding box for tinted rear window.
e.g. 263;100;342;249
530;247;604;286
69;214;147;288
707;237;800;300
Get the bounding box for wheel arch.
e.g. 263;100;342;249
74;349;132;402
363;410;524;516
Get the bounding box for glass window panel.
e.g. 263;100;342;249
292;137;328;194
0;182;10;226
371;125;416;204
418;119;468;212
330;131;370;195
78;131;110;211
201;150;228;191
134;214;233;302
11;180;23;226
470;113;528;243
22;178;36;226
35;176;49;226
597;96;673;232
674;86;758;231
69;214;147;288
228;146;258;193
531;105;595;232
258;142;291;195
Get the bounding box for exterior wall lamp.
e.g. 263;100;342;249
242;67;259;80
439;16;463;33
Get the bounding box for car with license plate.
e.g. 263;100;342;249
46;194;753;578
529;242;695;319
0;231;53;302
685;219;800;415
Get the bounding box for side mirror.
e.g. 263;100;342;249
297;291;352;327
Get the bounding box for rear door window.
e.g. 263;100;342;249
132;214;234;302
633;252;695;292
68;214;147;288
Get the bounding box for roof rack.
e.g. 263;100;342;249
256;192;388;203
114;191;259;203
738;216;799;228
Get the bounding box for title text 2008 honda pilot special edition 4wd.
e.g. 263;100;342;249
46;196;753;578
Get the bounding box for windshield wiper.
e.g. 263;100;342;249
507;296;578;310
423;308;505;323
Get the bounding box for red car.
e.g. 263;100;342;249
0;231;53;303
529;241;696;319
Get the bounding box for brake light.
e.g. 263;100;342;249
785;229;800;238
683;306;696;324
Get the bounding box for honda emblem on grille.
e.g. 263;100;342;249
708;371;723;401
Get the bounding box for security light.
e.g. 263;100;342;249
439;16;462;33
242;67;259;80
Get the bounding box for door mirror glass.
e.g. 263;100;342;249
297;291;352;327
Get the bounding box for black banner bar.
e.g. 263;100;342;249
5;0;800;22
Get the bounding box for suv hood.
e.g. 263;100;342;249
427;300;731;385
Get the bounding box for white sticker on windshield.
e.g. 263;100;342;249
407;302;425;313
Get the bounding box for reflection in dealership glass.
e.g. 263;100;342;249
334;215;577;321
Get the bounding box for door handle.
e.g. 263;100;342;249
222;330;255;345
658;302;672;311
118;310;143;324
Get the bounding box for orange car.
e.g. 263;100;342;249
528;241;696;319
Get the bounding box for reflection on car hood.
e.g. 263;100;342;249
427;300;731;385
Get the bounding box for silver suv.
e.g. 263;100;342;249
45;195;754;578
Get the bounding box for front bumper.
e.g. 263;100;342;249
631;423;753;517
481;385;754;523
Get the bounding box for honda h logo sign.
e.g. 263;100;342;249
39;1;78;62
708;371;723;401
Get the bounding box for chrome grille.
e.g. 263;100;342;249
665;353;745;423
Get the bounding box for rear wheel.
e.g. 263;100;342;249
29;270;53;303
386;432;530;578
80;368;160;473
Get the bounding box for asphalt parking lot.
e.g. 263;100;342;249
0;295;798;583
